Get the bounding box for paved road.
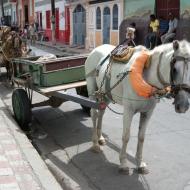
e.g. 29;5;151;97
2;45;190;190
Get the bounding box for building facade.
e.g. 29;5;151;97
17;0;35;28
67;0;124;50
1;0;18;26
120;0;190;44
35;0;70;43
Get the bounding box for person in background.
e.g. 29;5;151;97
125;22;136;46
155;16;169;45
29;23;36;45
161;12;178;43
144;14;159;49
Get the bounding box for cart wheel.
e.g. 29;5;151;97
12;88;32;131
76;86;91;115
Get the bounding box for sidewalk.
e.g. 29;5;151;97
35;41;90;55
0;97;63;190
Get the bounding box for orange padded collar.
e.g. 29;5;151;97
129;51;156;98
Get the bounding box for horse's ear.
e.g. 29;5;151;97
173;40;179;51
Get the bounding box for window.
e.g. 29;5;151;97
46;10;51;29
96;7;101;29
112;4;118;30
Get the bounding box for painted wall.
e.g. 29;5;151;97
120;0;155;44
124;0;154;19
180;0;190;19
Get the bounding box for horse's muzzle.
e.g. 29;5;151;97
175;103;189;113
174;90;189;113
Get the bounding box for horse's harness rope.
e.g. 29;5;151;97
170;55;190;95
95;57;130;104
157;52;168;87
157;52;190;97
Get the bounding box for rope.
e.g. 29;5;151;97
106;104;123;115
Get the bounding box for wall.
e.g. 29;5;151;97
124;0;154;19
179;0;190;40
120;0;154;44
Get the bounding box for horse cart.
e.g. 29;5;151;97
11;54;105;131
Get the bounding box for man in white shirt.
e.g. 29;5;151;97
161;12;178;43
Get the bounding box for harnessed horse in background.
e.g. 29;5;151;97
0;27;22;79
85;40;190;174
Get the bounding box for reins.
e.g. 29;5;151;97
170;55;190;94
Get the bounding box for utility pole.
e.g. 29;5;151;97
1;0;4;17
51;0;56;45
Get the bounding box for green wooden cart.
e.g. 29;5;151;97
11;54;106;131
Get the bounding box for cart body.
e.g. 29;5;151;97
12;54;88;87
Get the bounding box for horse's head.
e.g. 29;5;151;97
171;41;190;113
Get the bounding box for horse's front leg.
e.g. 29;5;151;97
91;108;105;153
119;107;134;174
86;76;106;153
136;110;154;174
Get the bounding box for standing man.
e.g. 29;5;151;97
29;23;36;45
161;12;178;44
144;14;159;49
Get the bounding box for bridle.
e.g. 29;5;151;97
170;55;190;95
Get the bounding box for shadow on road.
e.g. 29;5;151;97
32;106;150;190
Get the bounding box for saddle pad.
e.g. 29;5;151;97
111;46;135;63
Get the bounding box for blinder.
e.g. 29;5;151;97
170;55;190;95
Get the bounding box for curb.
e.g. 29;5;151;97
0;98;63;190
45;158;81;190
35;41;90;55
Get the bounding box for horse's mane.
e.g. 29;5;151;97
150;40;190;57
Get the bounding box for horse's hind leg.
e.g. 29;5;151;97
96;109;106;146
119;107;134;174
136;110;154;174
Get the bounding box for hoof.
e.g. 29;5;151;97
118;167;130;175
136;167;149;175
98;139;106;146
90;145;102;153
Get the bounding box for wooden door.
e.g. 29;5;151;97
73;4;86;46
156;0;180;19
103;7;111;44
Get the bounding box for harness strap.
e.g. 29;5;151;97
157;52;169;87
96;54;110;76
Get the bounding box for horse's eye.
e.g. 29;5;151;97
173;68;177;73
172;68;177;78
172;58;176;63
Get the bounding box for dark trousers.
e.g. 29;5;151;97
144;32;157;49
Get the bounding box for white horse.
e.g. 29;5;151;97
85;40;190;174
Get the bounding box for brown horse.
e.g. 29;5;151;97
0;29;22;79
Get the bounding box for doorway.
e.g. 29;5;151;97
103;7;111;44
24;5;29;24
73;4;86;46
156;0;180;19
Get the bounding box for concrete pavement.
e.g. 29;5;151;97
0;78;63;190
